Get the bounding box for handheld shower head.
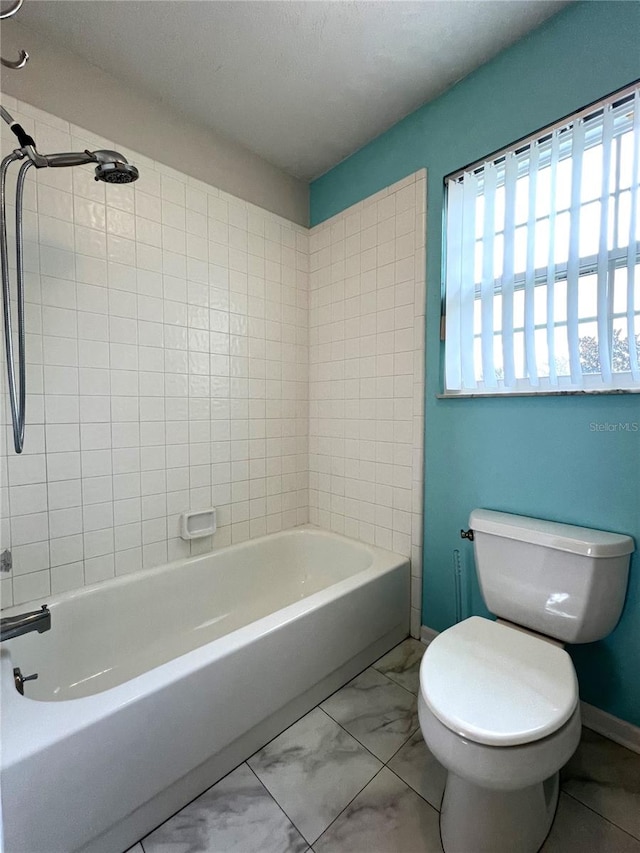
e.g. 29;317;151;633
42;149;139;183
91;150;139;184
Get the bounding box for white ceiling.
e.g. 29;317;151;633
20;0;570;181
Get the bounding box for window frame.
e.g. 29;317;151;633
441;80;640;398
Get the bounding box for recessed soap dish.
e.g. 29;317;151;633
180;508;217;540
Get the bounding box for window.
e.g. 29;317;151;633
444;84;640;395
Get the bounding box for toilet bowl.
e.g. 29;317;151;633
417;510;634;853
419;618;582;852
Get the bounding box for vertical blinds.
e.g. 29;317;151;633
444;85;640;394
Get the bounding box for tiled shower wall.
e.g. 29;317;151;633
0;96;309;607
0;97;426;631
308;173;426;637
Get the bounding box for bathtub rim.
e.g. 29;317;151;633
1;523;384;619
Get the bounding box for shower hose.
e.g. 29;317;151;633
0;150;32;453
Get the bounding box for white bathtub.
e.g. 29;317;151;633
0;525;409;853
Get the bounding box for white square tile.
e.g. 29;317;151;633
50;561;85;594
115;547;142;576
13;570;51;605
9;483;47;516
46;423;80;453
50;533;83;567
8;454;47;486
47;451;81;482
83;501;114;532
49;507;83;539
11;541;50;576
84;553;115;585
48;479;81;510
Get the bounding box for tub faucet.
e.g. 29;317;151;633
0;604;50;642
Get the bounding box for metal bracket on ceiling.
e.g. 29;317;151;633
1;0;29;70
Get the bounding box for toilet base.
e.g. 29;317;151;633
440;770;559;853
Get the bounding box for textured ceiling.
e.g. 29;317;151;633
19;0;570;181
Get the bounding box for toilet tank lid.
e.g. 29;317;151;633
469;509;635;558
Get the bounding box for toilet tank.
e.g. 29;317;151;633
470;509;634;644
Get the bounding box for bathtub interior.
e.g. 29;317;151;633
4;527;379;702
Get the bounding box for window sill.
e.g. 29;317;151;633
437;389;640;399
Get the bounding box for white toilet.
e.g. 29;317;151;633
418;509;634;853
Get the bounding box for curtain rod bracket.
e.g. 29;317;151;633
1;0;29;70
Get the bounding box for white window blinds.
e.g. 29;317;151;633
444;85;640;394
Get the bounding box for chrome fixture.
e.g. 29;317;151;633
1;0;29;70
0;603;50;642
43;148;140;184
460;528;474;541
0;106;139;452
13;665;38;695
0;0;25;18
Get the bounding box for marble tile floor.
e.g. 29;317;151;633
129;638;640;853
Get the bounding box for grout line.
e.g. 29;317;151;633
244;762;309;846
247;712;383;848
561;790;640;843
135;759;246;847
370;663;421;698
316;703;385;761
384;762;441;814
383;724;420;766
311;766;388;848
319;683;419;766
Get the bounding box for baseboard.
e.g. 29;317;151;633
420;624;438;645
580;701;640;755
420;624;640;755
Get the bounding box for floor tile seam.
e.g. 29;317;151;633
382;724;421;766
318;702;418;765
310;765;389;849
138;757;244;849
383;762;442;815
314;703;381;757
562;789;640;843
246;710;382;847
371;662;421;698
377;667;421;698
244;761;309;848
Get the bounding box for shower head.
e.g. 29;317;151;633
92;150;139;184
42;148;139;183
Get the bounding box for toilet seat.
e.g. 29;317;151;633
420;617;578;747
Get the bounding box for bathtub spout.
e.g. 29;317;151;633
0;604;50;642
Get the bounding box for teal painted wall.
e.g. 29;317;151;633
311;2;640;726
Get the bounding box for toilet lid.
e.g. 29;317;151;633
420;617;578;746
